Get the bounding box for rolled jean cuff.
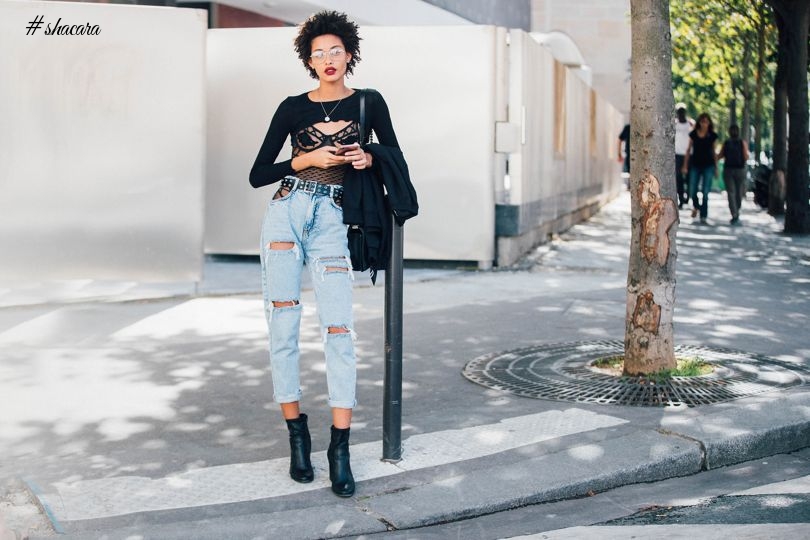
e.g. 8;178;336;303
328;398;357;409
274;391;303;404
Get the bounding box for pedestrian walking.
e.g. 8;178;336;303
718;124;750;225
618;123;630;174
617;123;631;189
674;104;694;208
681;113;719;224
248;10;402;497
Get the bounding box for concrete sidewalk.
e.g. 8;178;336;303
1;191;809;539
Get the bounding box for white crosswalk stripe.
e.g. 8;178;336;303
37;408;627;522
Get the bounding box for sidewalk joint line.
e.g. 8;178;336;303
656;428;707;470
354;503;398;532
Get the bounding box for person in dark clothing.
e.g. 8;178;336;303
249;10;401;498
681;113;719;224
718;124;750;225
617;123;630;174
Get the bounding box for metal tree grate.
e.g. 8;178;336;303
462;340;808;407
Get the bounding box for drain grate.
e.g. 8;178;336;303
462;340;808;407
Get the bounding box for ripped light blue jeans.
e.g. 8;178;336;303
260;177;356;409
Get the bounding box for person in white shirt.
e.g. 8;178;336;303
674;104;695;209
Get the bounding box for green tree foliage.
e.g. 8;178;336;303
670;0;775;153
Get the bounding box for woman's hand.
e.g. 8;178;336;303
294;146;343;170
349;151;373;169
293;145;373;171
337;144;373;169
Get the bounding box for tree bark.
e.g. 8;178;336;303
728;95;737;128
753;12;766;163
741;42;752;148
769;8;788;216
624;0;678;375
771;1;810;233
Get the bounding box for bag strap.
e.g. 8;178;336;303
359;89;366;147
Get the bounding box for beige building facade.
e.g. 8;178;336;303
531;0;631;117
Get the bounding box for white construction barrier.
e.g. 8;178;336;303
0;1;206;283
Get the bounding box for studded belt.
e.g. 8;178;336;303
281;177;343;207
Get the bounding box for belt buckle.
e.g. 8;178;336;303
301;180;317;194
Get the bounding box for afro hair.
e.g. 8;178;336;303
294;11;362;80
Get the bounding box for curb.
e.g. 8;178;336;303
359;429;703;530
659;390;810;470
29;391;810;538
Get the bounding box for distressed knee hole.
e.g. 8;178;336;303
272;300;299;308
327;326;350;334
269;242;294;250
315;255;353;281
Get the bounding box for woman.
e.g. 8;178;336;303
681;113;718;224
249;10;400;497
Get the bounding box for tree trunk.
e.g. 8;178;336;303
769;8;788;216
624;0;678;376
728;95;737;127
753;14;766;163
741;42;752;148
772;1;810;233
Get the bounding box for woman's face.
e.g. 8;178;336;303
699;117;710;128
308;34;351;82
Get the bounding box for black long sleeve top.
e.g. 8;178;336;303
688;130;719;168
249;89;399;188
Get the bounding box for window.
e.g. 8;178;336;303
589;89;597;157
554;60;566;156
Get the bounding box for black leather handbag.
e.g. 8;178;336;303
347;224;369;271
347;91;370;271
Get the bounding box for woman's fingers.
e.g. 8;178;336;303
311;146;370;168
349;152;365;169
316;146;339;168
349;151;369;169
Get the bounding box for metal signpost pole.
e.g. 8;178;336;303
382;219;403;461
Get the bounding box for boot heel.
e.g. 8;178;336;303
285;414;314;483
327;425;355;497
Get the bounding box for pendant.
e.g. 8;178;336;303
324;116;330;122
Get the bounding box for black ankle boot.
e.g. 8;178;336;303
327;425;355;497
285;414;313;483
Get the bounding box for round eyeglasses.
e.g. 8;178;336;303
310;47;345;63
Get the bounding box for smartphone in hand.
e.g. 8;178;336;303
335;143;360;156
